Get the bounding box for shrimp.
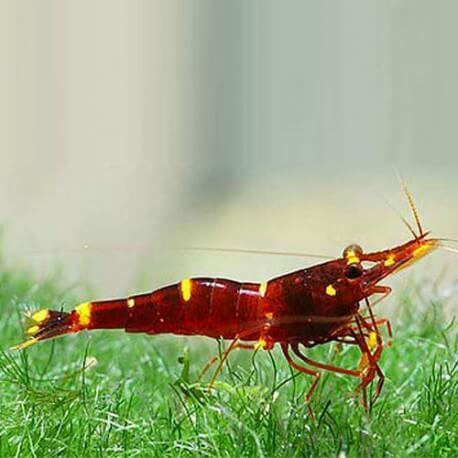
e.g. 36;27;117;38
12;184;444;410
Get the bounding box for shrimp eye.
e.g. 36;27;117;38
343;244;363;259
344;263;364;279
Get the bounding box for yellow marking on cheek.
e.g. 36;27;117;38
326;284;337;296
75;302;92;327
384;255;395;267
368;332;377;350
127;298;135;308
32;309;50;323
259;282;268;297
180;279;192;302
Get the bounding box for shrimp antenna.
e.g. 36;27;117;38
438;245;458;256
182;246;331;260
383;199;418;239
437;238;458;244
395;172;424;237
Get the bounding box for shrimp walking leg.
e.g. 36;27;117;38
280;344;321;401
199;342;256;382
208;338;261;387
291;343;361;378
352;317;385;406
371;285;392;305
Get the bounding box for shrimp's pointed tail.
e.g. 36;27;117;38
11;308;79;350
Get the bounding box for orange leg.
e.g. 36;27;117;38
208;337;240;387
371;285;392;306
353;316;385;406
374;318;393;347
208;340;261;387
200;342;257;383
366;285;393;346
291;341;372;413
361;298;392;392
363;298;384;361
203;319;276;387
356;315;392;351
335;315;381;408
353;294;391;403
291;343;361;378
281;343;321;421
198;356;219;382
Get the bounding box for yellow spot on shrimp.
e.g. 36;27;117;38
326;284;337;296
256;337;267;349
259;282;268;297
127;298;135;308
368;331;377;350
75;302;92;327
413;243;436;259
180;279;192;302
265;312;274;320
345;249;360;265
32;309;50;323
26;325;40;336
384;255;395;267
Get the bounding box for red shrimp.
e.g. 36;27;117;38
12;185;446;409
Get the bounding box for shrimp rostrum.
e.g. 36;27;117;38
12;186;447;410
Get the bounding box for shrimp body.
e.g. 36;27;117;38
13;187;443;409
55;271;356;347
16;236;437;347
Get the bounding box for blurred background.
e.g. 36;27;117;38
0;1;457;311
